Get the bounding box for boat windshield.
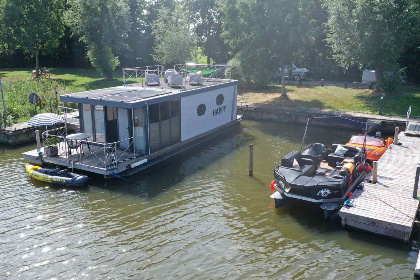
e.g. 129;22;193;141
349;135;384;147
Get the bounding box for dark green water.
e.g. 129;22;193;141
0;120;416;279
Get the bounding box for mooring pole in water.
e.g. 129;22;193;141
372;161;378;183
394;126;399;145
413;164;420;199
35;130;41;152
249;144;253;176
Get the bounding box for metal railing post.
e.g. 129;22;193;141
104;143;107;173
115;142;118;172
413;164;420;199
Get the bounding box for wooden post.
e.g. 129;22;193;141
413;164;420;199
394;126;399;145
35;130;41;152
249;144;253;176
321;79;324;87
55;86;59;114
372;161;378;183
0;78;7;129
379;96;384;115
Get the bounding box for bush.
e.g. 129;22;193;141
377;65;402;93
87;45;120;80
0;79;71;126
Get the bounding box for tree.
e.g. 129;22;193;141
66;0;130;80
0;0;65;78
325;0;413;89
153;3;197;65
221;0;301;92
186;0;230;64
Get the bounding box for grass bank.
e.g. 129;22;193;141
0;68;141;127
238;83;420;117
0;68;419;127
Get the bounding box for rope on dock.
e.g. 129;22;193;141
362;188;418;222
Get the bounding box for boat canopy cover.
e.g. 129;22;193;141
308;116;367;131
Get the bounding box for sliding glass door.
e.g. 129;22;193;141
133;107;147;155
148;99;181;153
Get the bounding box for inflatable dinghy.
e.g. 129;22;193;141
26;164;88;187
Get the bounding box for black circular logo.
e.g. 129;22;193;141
197;104;206;116
216;94;224;105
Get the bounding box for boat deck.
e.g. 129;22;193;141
339;132;420;242
23;142;143;176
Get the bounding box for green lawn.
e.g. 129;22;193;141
0;68;134;92
0;68;142;126
0;68;418;127
238;83;420;117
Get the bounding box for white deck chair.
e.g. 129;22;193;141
164;69;177;84
145;73;160;86
187;73;203;85
168;73;183;88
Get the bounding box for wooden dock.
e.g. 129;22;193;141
339;132;420;242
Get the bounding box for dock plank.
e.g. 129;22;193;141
339;133;420;242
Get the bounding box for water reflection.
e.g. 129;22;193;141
0;120;415;279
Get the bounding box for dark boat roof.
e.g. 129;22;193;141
60;79;238;109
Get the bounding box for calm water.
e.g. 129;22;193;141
0;120;416;279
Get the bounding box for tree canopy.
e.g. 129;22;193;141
0;0;65;78
221;0;301;88
325;0;413;86
0;0;420;88
152;3;197;65
66;0;130;80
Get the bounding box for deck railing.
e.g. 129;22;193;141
41;127;139;174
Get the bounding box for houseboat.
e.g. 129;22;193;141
23;74;239;178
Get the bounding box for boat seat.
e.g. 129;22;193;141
37;168;61;175
301;143;327;168
327;168;344;179
290;175;312;188
275;166;302;183
280;150;316;176
291;175;343;189
327;145;362;167
315;168;327;176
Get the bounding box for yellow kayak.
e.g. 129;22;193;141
26;164;88;187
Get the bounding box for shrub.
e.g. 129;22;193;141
87;45;120;80
0;79;71;126
377;65;402;93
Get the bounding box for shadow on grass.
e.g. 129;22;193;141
245;96;330;111
355;88;420;117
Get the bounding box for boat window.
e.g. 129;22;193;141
349;135;384;147
149;104;159;123
82;104;93;136
133;107;147;155
216;94;224;105
94;106;105;142
171;99;180;117
171;99;181;144
149;104;160;153
106;107;118;143
160;101;171;148
197;104;206;116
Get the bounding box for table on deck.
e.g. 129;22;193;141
66;133;91;159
